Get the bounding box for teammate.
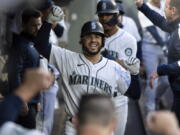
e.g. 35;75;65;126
7;8;42;129
116;0;141;44
76;94;116;135
116;0;142;100
137;0;169;114
37;13;131;135
96;1;140;135
96;0;139;75
135;0;180;122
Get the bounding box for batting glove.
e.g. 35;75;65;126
46;5;64;24
123;57;140;75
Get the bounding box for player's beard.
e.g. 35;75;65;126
82;44;102;56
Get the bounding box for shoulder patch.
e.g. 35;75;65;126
125;48;132;56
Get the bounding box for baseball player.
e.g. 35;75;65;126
51;21;130;135
138;0;169;114
96;1;140;135
116;0;142;100
36;7;131;135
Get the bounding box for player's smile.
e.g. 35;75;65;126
81;33;102;56
85;34;101;51
88;42;99;51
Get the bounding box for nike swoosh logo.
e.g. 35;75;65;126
77;64;85;66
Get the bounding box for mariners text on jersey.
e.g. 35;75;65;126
69;72;112;94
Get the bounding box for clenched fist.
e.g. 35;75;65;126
15;68;54;102
135;0;144;8
46;5;64;24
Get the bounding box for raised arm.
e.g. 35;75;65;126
0;68;53;126
34;5;64;60
34;22;52;60
135;0;173;32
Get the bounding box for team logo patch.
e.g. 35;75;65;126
125;48;132;56
91;22;97;30
102;3;106;10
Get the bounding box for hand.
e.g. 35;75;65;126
149;72;159;88
46;5;64;24
123;57;140;75
23;68;54;91
15;68;54;102
126;57;140;65
135;0;143;8
146;111;180;135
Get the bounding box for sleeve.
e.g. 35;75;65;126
101;49;116;60
0;122;45;135
34;22;52;60
138;10;153;28
54;24;64;38
157;61;180;76
0;95;23;126
146;26;164;47
49;45;74;74
120;33;137;60
114;63;131;94
138;3;173;32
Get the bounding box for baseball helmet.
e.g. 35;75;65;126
80;21;105;38
96;0;119;14
115;0;125;15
